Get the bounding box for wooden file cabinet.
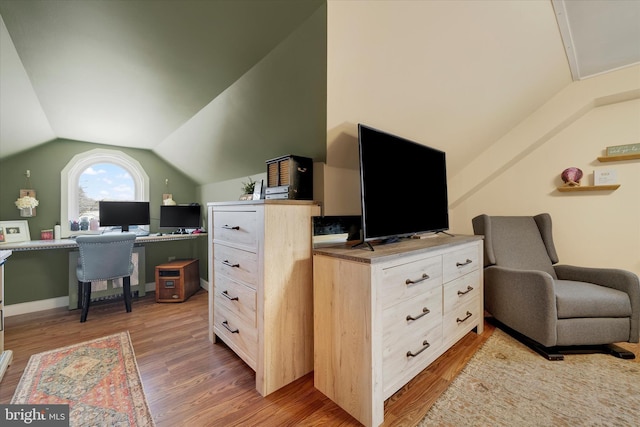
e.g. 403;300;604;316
313;236;484;427
155;259;200;302
207;200;320;396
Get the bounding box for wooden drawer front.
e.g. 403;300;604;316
382;286;442;353
443;269;480;314
213;210;258;249
214;244;259;289
215;274;257;327
382;301;443;397
443;296;481;342
443;244;479;283
214;303;258;370
380;256;442;308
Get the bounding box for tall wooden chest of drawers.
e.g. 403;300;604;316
313;236;484;427
207;200;321;396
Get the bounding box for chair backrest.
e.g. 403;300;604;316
76;233;136;282
472;213;559;279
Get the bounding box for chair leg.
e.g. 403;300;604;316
80;281;91;322
123;276;132;313
77;281;83;310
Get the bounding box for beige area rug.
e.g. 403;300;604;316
11;331;155;427
419;328;640;426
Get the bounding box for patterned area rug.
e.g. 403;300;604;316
420;328;640;426
11;332;154;427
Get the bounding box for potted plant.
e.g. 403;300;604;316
240;177;256;200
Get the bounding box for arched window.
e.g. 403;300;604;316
61;149;149;237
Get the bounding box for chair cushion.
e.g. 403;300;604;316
489;216;557;278
555;280;632;319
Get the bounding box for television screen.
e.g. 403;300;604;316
98;201;150;232
358;124;449;243
160;205;201;233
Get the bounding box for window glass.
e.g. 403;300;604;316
75;163;135;231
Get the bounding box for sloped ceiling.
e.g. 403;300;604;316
1;0;639;185
0;0;325;180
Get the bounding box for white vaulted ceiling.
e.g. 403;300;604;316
1;0;639;184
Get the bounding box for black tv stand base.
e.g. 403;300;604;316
351;240;374;251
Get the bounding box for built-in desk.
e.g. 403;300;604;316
0;234;205;310
0;233;203;251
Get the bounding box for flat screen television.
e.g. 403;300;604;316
98;201;150;232
160;204;201;234
357;124;449;247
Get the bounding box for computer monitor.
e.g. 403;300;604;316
160;204;201;234
98;201;150;232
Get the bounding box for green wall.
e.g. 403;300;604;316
0;139;203;305
0;3;327;308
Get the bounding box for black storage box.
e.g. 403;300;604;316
265;155;313;200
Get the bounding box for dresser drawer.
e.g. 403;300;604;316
380;255;442;308
213;210;258;249
382;314;443;397
443;296;481;344
214;244;259;289
443;269;480;314
214;303;258;370
443;244;479;283
215;274;257;327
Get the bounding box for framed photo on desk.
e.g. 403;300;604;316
0;220;30;244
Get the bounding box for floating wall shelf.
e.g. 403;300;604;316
557;185;620;192
597;153;640;162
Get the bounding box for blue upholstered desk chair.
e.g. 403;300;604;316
76;233;137;322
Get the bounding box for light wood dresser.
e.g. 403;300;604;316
0;250;13;382
313;235;483;427
207;200;321;396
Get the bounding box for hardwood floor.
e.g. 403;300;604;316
0;290;493;426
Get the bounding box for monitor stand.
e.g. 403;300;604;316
173;228;189;235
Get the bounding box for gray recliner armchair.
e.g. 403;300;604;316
472;213;639;360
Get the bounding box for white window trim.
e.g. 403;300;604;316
61;148;149;237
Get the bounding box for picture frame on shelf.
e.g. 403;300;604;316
0;220;31;244
252;179;264;200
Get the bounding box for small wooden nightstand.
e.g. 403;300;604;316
155;259;200;303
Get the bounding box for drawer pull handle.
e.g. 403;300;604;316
456;311;473;323
222;320;239;334
457;286;474;296
456;259;473;267
406;307;430;322
406;340;430;358
222;225;240;230
405;273;429;285
222;260;240;268
222;290;239;301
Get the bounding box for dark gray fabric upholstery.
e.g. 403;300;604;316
533;213;559;264
555;280;631;318
472;213;640;348
475;215;557;278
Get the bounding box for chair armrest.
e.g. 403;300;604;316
555;265;640;342
485;266;558;347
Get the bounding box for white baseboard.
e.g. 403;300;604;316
5;296;69;317
5;279;210;317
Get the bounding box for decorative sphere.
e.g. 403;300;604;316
561;167;583;185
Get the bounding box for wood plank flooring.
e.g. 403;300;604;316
0;290;494;426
